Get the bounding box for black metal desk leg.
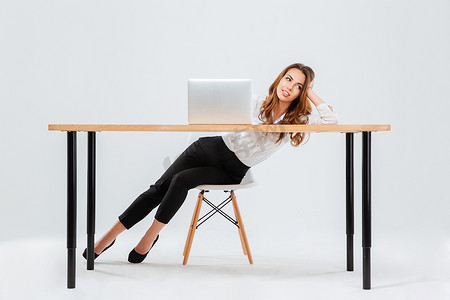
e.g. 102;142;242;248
87;132;96;270
362;132;372;289
346;133;354;272
67;131;77;289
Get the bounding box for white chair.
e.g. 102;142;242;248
183;169;255;265
163;133;256;265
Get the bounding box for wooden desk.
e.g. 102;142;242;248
48;124;391;290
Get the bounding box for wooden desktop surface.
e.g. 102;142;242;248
48;124;391;132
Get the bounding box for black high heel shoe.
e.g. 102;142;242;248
82;239;116;260
128;234;159;263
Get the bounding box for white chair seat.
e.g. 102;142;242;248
195;182;256;190
195;169;256;190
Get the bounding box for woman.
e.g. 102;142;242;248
83;63;338;263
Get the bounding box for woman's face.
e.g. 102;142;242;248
276;68;306;104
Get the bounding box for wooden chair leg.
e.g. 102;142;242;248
231;191;253;264
238;227;247;255
183;191;203;256
230;192;247;256
183;191;204;265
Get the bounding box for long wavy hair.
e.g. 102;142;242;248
258;63;315;147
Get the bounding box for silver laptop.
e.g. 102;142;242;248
188;79;252;124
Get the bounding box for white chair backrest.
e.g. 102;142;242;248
239;169;254;185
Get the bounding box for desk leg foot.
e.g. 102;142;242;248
363;247;371;289
67;131;77;289
346;234;354;271
362;131;372;290
67;248;76;288
87;234;95;270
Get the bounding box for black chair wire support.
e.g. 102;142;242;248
196;190;240;229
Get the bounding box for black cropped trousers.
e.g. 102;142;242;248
118;136;250;227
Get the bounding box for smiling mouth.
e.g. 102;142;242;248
282;90;290;97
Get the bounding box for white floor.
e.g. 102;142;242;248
0;232;449;300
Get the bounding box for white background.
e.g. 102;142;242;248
1;0;449;299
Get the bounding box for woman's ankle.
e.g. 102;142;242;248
95;233;118;253
135;234;158;254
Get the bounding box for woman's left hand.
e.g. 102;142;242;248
306;80;315;98
305;79;326;107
